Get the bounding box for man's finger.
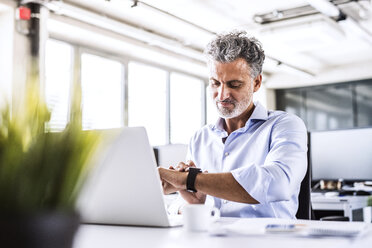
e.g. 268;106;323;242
175;162;185;169
186;160;196;167
175;162;188;171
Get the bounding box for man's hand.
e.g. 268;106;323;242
158;160;207;204
172;160;196;172
173;160;207;204
158;167;187;194
178;189;206;204
160;176;178;195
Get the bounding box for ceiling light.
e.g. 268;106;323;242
305;0;345;21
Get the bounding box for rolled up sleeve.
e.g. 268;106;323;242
231;114;308;205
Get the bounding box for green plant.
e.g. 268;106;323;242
367;196;372;207
0;81;100;214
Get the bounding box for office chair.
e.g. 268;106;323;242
296;132;315;220
153;147;159;166
296;159;314;220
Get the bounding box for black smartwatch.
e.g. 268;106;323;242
186;167;202;192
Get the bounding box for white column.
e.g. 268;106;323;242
11;2;49;113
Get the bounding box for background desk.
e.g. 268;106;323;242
311;193;369;221
73;218;372;248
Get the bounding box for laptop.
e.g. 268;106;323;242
77;127;182;227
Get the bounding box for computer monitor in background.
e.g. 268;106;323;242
310;127;372;182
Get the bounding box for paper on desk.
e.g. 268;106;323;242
303;222;369;238
222;221;266;235
213;218;288;236
211;218;369;238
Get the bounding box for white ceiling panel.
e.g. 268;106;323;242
58;0;372;87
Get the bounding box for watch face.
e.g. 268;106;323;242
189;167;201;172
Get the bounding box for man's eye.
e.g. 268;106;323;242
228;82;242;88
210;81;220;87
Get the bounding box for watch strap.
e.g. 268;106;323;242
186;167;202;192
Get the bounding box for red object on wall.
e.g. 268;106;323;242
16;6;31;20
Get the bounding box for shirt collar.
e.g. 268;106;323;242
249;101;268;122
210;101;268;134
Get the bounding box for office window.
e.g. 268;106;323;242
276;79;372;131
45;39;73;131
277;89;306;123
81;53;123;130
128;62;167;146
170;73;203;144
355;83;372;127
306;85;353;131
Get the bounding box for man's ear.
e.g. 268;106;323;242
253;74;262;92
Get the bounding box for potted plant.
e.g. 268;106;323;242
0;80;100;248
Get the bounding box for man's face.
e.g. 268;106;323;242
208;58;261;119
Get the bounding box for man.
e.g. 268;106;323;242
158;31;307;218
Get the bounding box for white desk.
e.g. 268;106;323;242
311;193;369;221
73;218;372;248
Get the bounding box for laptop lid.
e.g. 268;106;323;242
77;127;173;227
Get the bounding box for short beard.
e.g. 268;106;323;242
215;95;251;119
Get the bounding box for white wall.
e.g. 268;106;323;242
253;80;276;110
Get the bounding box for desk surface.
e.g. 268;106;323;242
311;193;370;203
73;218;372;248
311;193;369;220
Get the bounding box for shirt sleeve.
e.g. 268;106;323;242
231;114;308;204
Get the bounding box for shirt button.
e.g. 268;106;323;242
224;152;229;156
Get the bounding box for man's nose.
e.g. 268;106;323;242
217;84;229;100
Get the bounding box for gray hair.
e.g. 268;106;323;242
204;30;265;78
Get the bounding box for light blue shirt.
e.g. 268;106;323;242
187;102;308;219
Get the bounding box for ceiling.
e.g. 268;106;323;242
53;0;372;88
